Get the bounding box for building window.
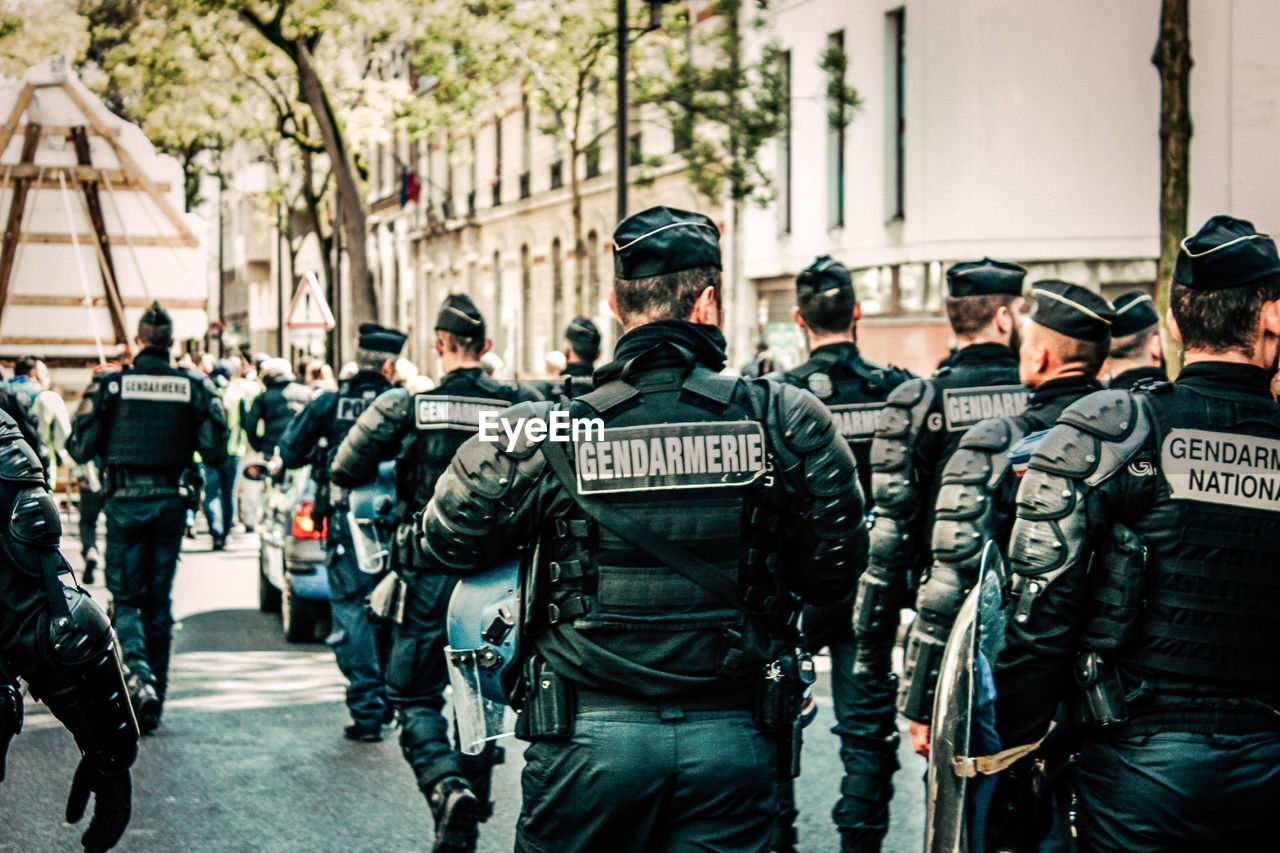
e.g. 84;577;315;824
519;172;531;199
629;132;643;167
520;93;532;199
826;30;846;230
777;50;792;235
586;229;599;318
493;112;503;207
552;237;564;340
493;249;503;357
585;142;601;179
521;243;533;373
886;8;906;221
550;159;563;190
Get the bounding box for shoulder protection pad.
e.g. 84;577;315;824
490;401;557;460
1057;390;1139;441
958;417;1017;452
371;387;414;423
0;434;45;484
1027;422;1100;480
774;382;838;454
886;377;929;408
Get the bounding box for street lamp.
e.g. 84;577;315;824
616;0;673;224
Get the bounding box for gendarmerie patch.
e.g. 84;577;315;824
942;386;1029;432
806;372;833;399
575;421;767;494
1162;428;1280;510
336;391;378;423
414;395;509;432
119;375;191;403
828;402;883;443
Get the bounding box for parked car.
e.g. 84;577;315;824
255;466;331;643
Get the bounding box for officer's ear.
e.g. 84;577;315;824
853;302;862;324
690;285;720;327
792;308;808;332
381;358;396;380
482;338;493;357
1146;326;1165;364
1258;299;1280;339
1166;307;1183;343
608;290;624;326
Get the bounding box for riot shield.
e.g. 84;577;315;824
924;541;1006;853
445;557;522;755
347;461;397;575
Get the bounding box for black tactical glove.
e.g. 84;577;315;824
66;757;132;853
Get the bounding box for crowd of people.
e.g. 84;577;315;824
1;207;1278;853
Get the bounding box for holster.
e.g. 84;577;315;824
514;657;573;742
753;650;815;778
365;571;407;625
1072;650;1129;729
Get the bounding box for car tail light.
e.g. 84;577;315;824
291;501;327;539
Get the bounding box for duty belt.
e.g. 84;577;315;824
109;467;182;488
575;684;755;715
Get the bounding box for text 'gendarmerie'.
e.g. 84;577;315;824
575;421;767;494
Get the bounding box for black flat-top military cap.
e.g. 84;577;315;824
1111;291;1160;337
613;206;721;279
566;316;600;348
797;255;854;297
139;300;172;327
435;293;486;339
1173;215;1280;291
1029;280;1115;342
358;322;407;354
946;258;1027;298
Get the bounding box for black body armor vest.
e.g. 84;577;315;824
102;365;200;469
328;373;391;454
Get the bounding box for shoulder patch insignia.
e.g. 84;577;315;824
575;421;767;494
414;395;509;432
807;372;834;399
942;386;1029;432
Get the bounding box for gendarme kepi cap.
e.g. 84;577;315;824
613;206;721;279
139;300;172;327
1110;291;1160;338
358;322;407;355
946;258;1026;298
565;317;600;349
1029;280;1115;342
796;256;854;298
434;293;486;340
1173;215;1280;291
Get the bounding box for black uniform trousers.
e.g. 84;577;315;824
515;708;778;853
385;570;497;803
1072;730;1280;853
104;493;186;698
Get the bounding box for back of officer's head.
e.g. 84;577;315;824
1170;215;1280;357
564;317;601;363
611;206;721;328
355;322;407;373
1021;281;1114;383
796;256;856;335
137;301;174;350
1108;291;1163;365
434;293;487;359
944;259;1026;341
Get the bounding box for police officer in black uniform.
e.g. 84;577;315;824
770;256;914;853
1104;291;1166;391
277;323;406;741
67;302;229;733
990;215;1280;852
414;206;867;853
851;259;1027;767
331;294;539;853
900;280;1112;751
1;409;138;852
542;317;600;400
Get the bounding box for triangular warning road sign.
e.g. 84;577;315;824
286;271;335;330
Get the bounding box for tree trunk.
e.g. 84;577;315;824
291;37;377;330
1152;0;1192;372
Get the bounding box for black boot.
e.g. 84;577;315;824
126;673;162;735
427;775;480;853
81;548;99;584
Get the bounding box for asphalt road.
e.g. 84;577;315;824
1;525;925;852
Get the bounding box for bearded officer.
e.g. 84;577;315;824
414;205;866;853
989;215;1280;852
1;410;139;852
277;322;406;741
1104;291;1166;390
331;294;539;852
901;280;1111;747
67;302;228;733
852;261;1027;699
770;256;914;853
